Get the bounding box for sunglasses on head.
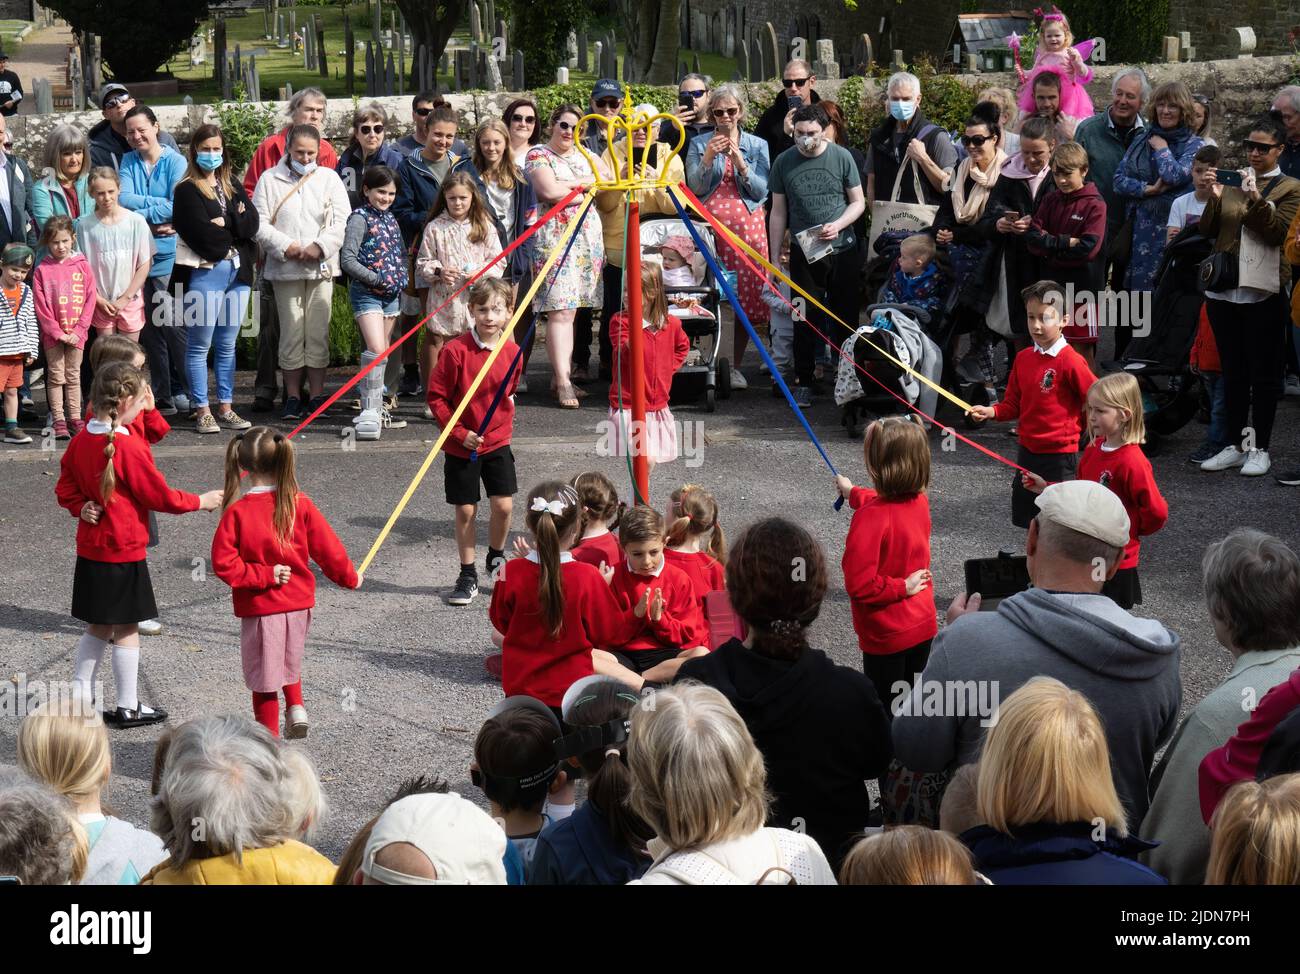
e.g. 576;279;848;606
359;124;383;135
596;98;620;109
682;88;706;99
510;112;536;124
960;134;993;148
712;107;739;117
1244;139;1280;153
782;77;810;89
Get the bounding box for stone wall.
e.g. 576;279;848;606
1168;0;1300;60
0;1;33;22
5;53;1295;169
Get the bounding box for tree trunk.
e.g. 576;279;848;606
645;0;680;84
394;0;466;88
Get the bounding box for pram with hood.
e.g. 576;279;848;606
1119;225;1214;437
835;303;944;439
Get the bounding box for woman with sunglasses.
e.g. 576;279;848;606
1114;81;1203;295
525;104;610;409
336;103;406;209
685;85;770;391
1197;112;1300;480
502;97;542;168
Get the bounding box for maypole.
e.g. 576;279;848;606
575;91;685;505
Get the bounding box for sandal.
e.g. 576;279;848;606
556;384;580;409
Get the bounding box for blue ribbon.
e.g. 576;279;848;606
470;194;597;461
665;188;844;510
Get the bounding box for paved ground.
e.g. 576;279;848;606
3;320;1300;860
15;21;74;114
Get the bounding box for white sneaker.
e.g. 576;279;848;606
1241;450;1271;476
1200;446;1247;472
354;409;382;441
516;373;528;394
1286;374;1300;397
285;704;309;739
729;367;748;390
138;618;163;636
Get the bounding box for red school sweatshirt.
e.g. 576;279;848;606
426;329;519;459
608;312;690;412
211;490;359;618
572;530;622;570
82;404;170;449
1076;442;1169;570
993;343;1095;454
607;559;706;652
489;554;634;706
842;487;938;656
1199;668;1300;824
664;547;725;601
55;426;200;562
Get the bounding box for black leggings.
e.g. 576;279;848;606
861;639;933;720
1205;293;1288;452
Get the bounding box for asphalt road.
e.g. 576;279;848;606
3;330;1299;860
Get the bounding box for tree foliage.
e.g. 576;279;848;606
393;0;465;86
45;0;212;80
508;0;591;89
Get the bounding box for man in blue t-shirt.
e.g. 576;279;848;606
767;104;865;406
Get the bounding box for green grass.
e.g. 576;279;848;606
158;6;737;105
0;19;30;55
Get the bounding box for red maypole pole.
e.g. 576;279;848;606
625;195;649;504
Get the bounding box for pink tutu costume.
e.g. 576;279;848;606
1016;42;1097;126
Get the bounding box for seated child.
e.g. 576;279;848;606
881;233;943;323
570;470;625;569
659;234;698;288
838;825;982;885
664;484;726;634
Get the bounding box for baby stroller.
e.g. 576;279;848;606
835;304;944;439
1119;226;1213;438
638;214;729;412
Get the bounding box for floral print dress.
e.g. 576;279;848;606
416;213;504;336
525;144;605;312
1114;128;1203;293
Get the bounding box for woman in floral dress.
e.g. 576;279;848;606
526;104;609;408
685;84;771;390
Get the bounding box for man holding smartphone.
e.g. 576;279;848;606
755;60;820;166
658;73;713;146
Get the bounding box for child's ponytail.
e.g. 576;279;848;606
270;432;299;547
525;482;581;638
86;361;146;507
225;427;301;547
221;435;244;513
100;407;118;506
566;681;653;853
570;471;623;533
666;484;726;564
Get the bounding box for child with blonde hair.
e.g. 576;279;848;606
839;826;982;885
1207;775;1300;885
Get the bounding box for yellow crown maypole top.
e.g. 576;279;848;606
573;85;688;191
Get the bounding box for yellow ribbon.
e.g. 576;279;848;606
357;187;600;576
670;184;972;413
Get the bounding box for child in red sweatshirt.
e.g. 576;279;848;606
212;427;359;738
608;261;689;473
55;361;223;728
427;278;519;607
593;505;709;691
664;483;728;645
968;280;1096;529
1024;141;1107;371
1027;372;1168;609
835;416;937;715
32;216;96;439
489;481;635;712
569;470;625;570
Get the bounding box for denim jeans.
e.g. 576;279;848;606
1203;370;1229;451
184;260;249;408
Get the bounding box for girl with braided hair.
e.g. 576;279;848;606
212;426;360;738
55;361;223;728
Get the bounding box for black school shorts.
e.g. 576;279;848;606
444;446;518;505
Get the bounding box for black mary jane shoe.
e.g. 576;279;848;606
103;704;169;729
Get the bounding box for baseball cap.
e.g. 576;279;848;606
592;79;622;101
99;83;129;108
360;793;507;885
1034;480;1130;548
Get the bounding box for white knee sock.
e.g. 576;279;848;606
73;633;108;699
111;644;141;712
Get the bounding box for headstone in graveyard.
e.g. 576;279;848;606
486;52;503;91
814;38;839;80
762;22;780;81
513;49;525;90
1231;27;1256;58
316;18;328;76
345;15;355;95
385;53;396;96
557;65;569;85
365;41;376;97
737;38;748;80
567;30;578;69
577;29;588;72
1179;31;1196;62
470;2;482;47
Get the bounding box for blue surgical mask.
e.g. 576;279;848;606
195;151;223;172
889;99;917;122
290;159;318;176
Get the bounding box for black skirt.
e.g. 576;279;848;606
1102;566;1142;609
72;557;158;625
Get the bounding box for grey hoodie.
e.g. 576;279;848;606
891;588;1181;828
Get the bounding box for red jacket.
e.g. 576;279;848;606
1189;304;1220;373
426;330;518;460
83;404;170;449
55;425;200;562
489;555;633;706
1199;668;1300;823
1076;442;1168;570
842;487;937;655
242;127;340;198
664;548;725;600
993;343;1095;454
1024;182;1107;269
607;559;706;652
33;254;97;349
211;490;359;618
572;530;622;570
608;312;689;412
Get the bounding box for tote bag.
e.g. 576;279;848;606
868;151;939;257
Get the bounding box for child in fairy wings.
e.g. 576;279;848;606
1010;6;1098;133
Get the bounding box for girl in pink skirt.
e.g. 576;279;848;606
212;427;360;738
607;261;689;475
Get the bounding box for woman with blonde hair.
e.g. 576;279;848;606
627;683;838;884
1206;774;1300;884
839;825;982;885
32;122;94;236
18;698;166;884
961;677;1167;884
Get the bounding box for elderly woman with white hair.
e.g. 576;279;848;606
865;71;958;208
143;715;334;885
0;769;88;885
627;683;837;884
31;123;93;237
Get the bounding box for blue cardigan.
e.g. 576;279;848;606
684;129;770;213
118;145;187;278
31;170;93;233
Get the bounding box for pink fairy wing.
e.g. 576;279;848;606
1074;39;1096;62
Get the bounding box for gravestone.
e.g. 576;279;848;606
190;34;206;67
398;37;405;95
33;77;52;114
891;49;906;70
213;21;227;97
486;52;503;91
345;15;355;94
1161;36;1179;63
486;0;496;42
385;53;396;95
622;48;632;82
456;49;472;90
577;29;588;72
850;33;873;73
372;0;381;44
365;41;376;96
277;14;287;48
593;40;602;78
289;10;296;46
750;34;765;82
813;38;839;80
762;22;780;79
1231;26;1255;58
556;65;569;85
513;49;525;90
234;42;242;80
245;55;261;101
1179;31;1196;62
496;18;508;58
316;18;327;76
470;2;482;46
724;10;735;58
963;53;979;72
692;52;701;76
567;31;578;69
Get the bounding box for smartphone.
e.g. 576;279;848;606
1001;210;1021;222
678;92;695;110
787;93;802;110
963;555;1030;609
1216;168;1243;187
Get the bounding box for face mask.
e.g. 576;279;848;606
889;99;916;122
290;159;318;176
797;134;821;153
195;151;223;172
